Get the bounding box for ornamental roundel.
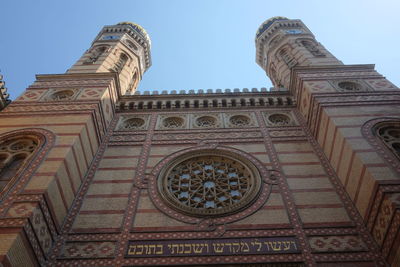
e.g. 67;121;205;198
229;115;251;127
337;81;363;91
163;117;184;129
268;113;291;126
49;89;76;101
195;116;217;128
157;150;263;217
122;118;145;130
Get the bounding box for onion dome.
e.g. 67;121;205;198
117;21;151;48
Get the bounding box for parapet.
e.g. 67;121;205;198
130;87;288;96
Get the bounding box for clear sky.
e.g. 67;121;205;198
1;0;399;99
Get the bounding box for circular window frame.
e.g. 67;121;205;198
229;115;251;127
163;117;185;129
123;117;145;129
268;113;291;126
195;116;218;128
148;146;272;225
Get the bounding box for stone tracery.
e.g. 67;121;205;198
163;117;184;128
122;118;145;129
377;122;400;159
158;153;262;217
50;90;76;101
195;116;217;128
268;113;291;126
0;137;38;192
229;115;251;127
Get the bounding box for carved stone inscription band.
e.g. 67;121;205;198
127;237;299;257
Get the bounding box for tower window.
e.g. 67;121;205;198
112;53;129;73
300;40;325;57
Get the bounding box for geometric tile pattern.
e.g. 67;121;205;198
5;201;53;256
59;241;116;259
6;202;37;218
77;88;104;100
15;89;47;102
308;235;367;252
373;195;396;246
31;206;53;254
365;79;398;91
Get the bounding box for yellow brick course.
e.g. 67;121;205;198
73;214;124;229
299;208;350;223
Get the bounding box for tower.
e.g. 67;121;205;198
68;22;151;95
255;16;342;88
0;17;399;267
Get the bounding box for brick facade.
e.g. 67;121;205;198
0;18;399;266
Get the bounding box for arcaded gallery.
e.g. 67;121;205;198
0;17;399;266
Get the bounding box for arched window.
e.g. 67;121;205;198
84;46;108;64
278;48;297;68
112;53;129;73
0;130;52;198
300;40;325;57
362;118;400;174
127;69;139;94
376;121;400;159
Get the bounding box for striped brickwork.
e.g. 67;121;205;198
293;64;400;265
0;72;118;266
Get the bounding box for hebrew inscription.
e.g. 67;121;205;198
126;237;299;257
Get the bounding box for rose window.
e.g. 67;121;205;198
338;81;362;91
50;90;75;101
123;118;145;129
268;114;291;126
158;153;262;216
163;117;184;128
377;124;400;158
196;116;217;128
230;115;250;127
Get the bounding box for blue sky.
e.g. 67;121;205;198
1;0;399;99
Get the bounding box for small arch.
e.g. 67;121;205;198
112;53;129;73
203;100;209;108
222;99;227;107
231;99;237;107
240;99;246;107
259;98;265;106
166;101;171;109
175;101;181;108
157;101;162;109
194;100;199;108
287;97;293;105
249;99;256;106
212;100;218;108
129;102;135;109
184;100;190;108
147;101;153;109
268;98;274;105
277;98;283;105
138;102;144;109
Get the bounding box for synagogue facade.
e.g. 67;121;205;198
0;17;399;266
